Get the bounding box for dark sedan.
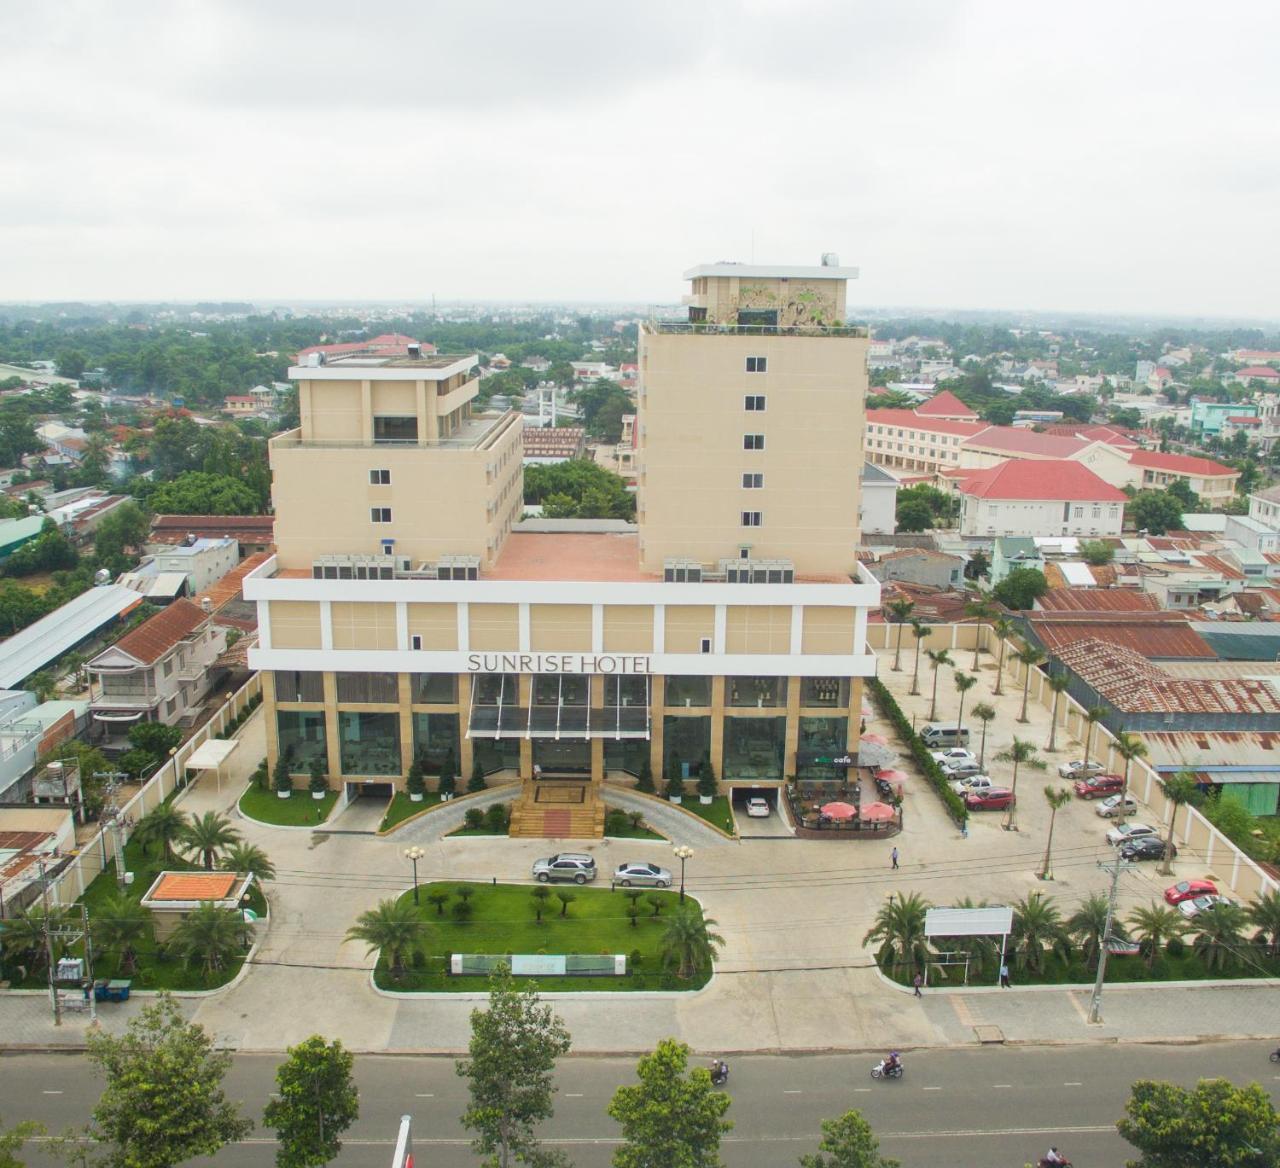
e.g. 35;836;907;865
1119;836;1175;862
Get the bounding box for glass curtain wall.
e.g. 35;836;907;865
663;715;710;780
411;713;460;773
338;711;401;775
723;716;786;780
276;711;328;773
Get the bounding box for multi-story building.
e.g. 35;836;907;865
247;261;880;831
949;459;1126;538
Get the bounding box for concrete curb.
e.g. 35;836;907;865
873;963;1280;995
377;783;520;837
602;785;738;840
235;787;340;832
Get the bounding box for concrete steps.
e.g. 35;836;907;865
508;782;605;839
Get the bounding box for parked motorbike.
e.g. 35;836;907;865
710;1061;729;1086
1270;1047;1280;1064
870;1058;904;1080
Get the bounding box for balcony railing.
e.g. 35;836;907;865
646;320;869;338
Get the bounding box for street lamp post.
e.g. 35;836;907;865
404;846;424;905
672;845;693;903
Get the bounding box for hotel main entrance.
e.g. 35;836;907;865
532;739;592;778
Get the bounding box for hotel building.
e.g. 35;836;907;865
247;261;880;834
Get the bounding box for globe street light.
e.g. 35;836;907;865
404;845;425;905
672;845;694;903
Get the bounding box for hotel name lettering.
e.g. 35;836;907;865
465;653;652;675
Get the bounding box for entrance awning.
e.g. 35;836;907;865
468;676;651;740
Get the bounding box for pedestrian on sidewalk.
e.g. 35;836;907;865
999;961;1011;988
913;972;923;998
890;846;899;869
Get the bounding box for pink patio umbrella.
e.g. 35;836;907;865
860;733;889;746
860;801;896;823
819;801;859;821
877;768;909;783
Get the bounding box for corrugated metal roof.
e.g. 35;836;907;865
0;585;142;689
1137;730;1280;769
1037;588;1159;613
1193;624;1280;662
1032;614;1215;659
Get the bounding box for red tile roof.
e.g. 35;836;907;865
1236;365;1280;378
1041;424;1138;449
146;872;237;902
1037;587;1159;613
964;427;1093;458
111;599;208;665
954;459;1127;502
200;552;272;614
915;390;978;419
1128;450;1238;477
865;409;986;438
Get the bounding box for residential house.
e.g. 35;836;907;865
990;535;1043;584
868;547;963;590
148;514;275;557
222;395;259;416
1191;399;1258;437
0;807;75;914
0;516;48;562
571;361;615;382
614;414;638;480
87;599;228;741
145;537;240;596
859;463;898;535
1248;484;1280;529
1229;365;1280;387
951;459;1126;538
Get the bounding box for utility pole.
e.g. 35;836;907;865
38;860;59;1027
95;772;131;888
1088;853;1132;1024
81;904;97;1026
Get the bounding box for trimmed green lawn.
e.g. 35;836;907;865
239;783;337;827
680;796;734;834
445;826;507;838
381;792;443;832
373;881;712;992
604;821;666;840
3;837;264;992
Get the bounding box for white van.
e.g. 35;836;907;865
920;722;970;749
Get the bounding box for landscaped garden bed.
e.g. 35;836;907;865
359;881;715;992
380;792;443;832
678;796;734;834
239;782;337;827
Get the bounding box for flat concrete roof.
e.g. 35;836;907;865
489;532;653;582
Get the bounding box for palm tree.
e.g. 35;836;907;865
887;599;915;671
1081;706;1108;773
1192;903;1249;973
1009;892;1068;975
169;903;244;980
180;811;242;870
1044;674;1070;752
1114;732;1149;827
1014;643;1045;723
925;648;953;721
908;619;931;696
1;906;68;971
661;904;724;980
993;737;1045;830
135;804;189;863
1246;889;1280;957
964;600;994;671
862;891;931;978
1158;771;1200;876
953;672;977;735
1067;893;1112;970
219;842;276;883
1126;902;1186;971
345;898;421;979
971;702;997;768
1040;785;1071;880
92;894;154;975
991;616;1016;695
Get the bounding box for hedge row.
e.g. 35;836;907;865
866;676;969;825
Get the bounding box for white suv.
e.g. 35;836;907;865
931;748;977;767
531;854;597;884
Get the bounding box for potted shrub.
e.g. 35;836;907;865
635;754;655;794
467;753;487;793
697;754;717;805
406;756;426;803
665;772;685;805
308;756;328;800
273;754;293;800
437;749;457;801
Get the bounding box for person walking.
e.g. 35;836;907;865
999;961;1011;988
891;846;899;870
913;972;923;998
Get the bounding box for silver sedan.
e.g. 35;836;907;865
613;862;673;888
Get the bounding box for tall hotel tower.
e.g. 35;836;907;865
247;260;880;835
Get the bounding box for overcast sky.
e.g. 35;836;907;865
4;1;1278;317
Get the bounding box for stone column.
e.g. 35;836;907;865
710;676;726;778
397;674;414;786
322;672;342;783
784;675;801;780
457;674;474;779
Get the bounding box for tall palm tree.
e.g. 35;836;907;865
1;906;68;971
169;903;244;980
1040;785;1072;880
92;894;154;975
925;648;953;721
1126;902;1186;971
1014;643;1045;723
862;891;932;978
1009;892;1068;975
1158;771;1199;876
971;702;997;768
135;804;190;863
219;842;276;883
1192;903;1249;974
346;898;421;979
991;616;1016;695
661;904;724;980
1067;893;1112;970
887;599;915;671
1114;732;1149;827
1081;706;1108;773
1246;889;1280;957
994;737;1045;830
953;672;977;734
964;600;994;671
180;811;242;870
908;619;931;696
1044;674;1070;752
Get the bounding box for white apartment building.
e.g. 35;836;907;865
952;459;1127;538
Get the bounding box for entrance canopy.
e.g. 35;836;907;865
468;674;651;740
186;738;240;793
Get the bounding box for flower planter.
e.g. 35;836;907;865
409;792;424;803
669;795;683;804
311;790;326;800
277;790;291;800
699;795;713;805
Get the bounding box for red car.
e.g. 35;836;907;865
964;787;1014;811
1074;773;1124;799
1164;879;1218;906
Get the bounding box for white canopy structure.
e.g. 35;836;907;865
924;906;1014;987
185;738;239;793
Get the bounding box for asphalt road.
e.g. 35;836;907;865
3;1043;1278;1168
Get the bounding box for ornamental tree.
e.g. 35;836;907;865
263;1035;360;1168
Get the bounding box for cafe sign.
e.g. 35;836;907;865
465;653;652;675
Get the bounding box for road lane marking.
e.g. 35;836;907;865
993;1084;1012;1088
784;1089;802;1094
1064;1081;1083;1087
41;1091;62;1095
922;1086;942;1091
565;1093;584;1098
854;1088;872;1093
414;1093;433;1098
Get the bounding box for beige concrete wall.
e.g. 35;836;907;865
724;605;791;653
331;601;398;650
407;603;458;650
469;603;519;650
664;605;716;652
270;600;323;649
603;605;653;652
529;604;592;651
637;329;866;575
802;606;855;654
